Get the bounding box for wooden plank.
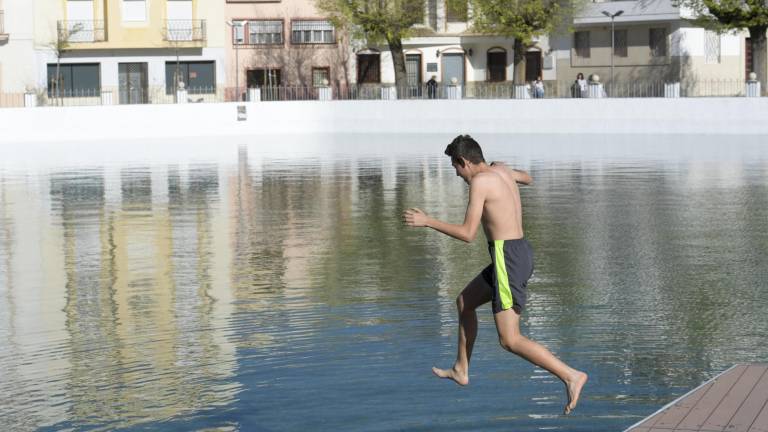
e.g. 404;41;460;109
673;365;749;430
700;364;768;431
725;364;768;432
748;399;768;432
642;381;717;429
624;365;741;432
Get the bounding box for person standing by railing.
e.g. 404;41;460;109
426;75;438;99
572;73;587;98
533;76;545;99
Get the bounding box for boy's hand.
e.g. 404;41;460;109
403;208;429;227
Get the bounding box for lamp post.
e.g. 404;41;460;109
226;20;243;101
601;10;624;92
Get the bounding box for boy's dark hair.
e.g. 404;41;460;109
444;135;485;167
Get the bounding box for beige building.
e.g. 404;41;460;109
550;0;746;95
224;0;351;101
29;0;225;104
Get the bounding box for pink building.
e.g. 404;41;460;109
224;0;351;101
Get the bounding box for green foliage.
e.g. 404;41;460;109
676;0;768;31
453;0;566;46
316;0;426;45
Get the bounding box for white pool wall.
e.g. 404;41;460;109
1;98;767;145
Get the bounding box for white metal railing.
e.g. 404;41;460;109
57;20;106;43
164;20;206;42
2;79;763;108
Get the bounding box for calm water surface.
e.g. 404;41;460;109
1;134;767;431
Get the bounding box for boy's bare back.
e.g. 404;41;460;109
474;163;531;241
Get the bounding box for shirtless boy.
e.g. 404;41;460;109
403;135;588;415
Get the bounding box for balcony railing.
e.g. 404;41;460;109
57;20;106;43
163;20;206;42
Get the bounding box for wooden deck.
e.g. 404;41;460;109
626;364;768;432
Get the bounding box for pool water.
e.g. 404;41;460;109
1;133;767;431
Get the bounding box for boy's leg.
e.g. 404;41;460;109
494;309;588;415
432;272;492;385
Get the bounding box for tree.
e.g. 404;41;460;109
675;0;768;92
49;22;81;105
454;0;574;84
315;0;425;90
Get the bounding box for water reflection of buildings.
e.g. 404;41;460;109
0;162;238;429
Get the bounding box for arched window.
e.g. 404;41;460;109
487;47;507;82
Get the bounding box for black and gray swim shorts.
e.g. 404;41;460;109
480;238;534;314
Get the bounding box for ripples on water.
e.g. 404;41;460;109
0;134;767;431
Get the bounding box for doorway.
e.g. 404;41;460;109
118;63;148;104
525;51;542;82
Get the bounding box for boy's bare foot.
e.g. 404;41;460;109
432;366;469;386
564;371;588;415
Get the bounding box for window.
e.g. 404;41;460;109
649;28;667;57
487;50;507;82
245;20;283;45
247;69;281;100
575;31;590;58
232;20;245;44
122;0;146;22
357;54;380;84
312;67;330;87
47;63;100;97
428;0;438;28
446;0;468;22
614;29;628;58
291;20;334;44
165;61;215;94
705;30;720;64
247;68;281;87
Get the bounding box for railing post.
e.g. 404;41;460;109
318;86;332;101
101;90;113;105
24;92;37;108
176;82;188;104
746;72;761;97
247;87;261;102
381;86;397;100
513;84;530;99
587;74;605;98
664;82;680;98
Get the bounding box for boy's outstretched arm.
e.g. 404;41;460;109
403;176;488;243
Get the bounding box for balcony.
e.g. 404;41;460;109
57;20;106;44
163;20;206;44
1;10;8;42
574;0;681;26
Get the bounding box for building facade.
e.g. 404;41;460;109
0;0;39;106
29;0;225;104
356;0;555;95
224;0;350;101
550;0;746;92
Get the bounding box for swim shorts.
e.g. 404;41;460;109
480;238;534;314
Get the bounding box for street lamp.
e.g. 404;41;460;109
226;20;244;101
601;10;624;92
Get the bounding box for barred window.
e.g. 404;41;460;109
312;67;330;87
575;31;590;58
649;28;667;57
291;20;334;44
248;20;283;45
614;29;628;58
705;30;721;64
